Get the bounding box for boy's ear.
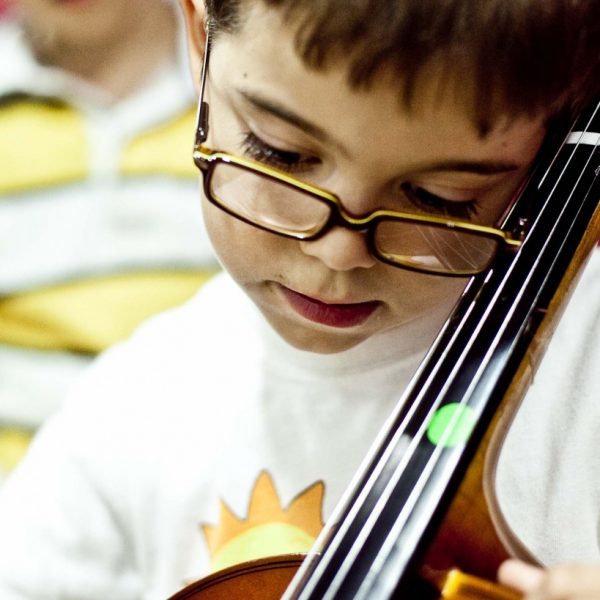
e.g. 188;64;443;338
179;0;208;90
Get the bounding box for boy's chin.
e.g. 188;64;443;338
264;313;370;355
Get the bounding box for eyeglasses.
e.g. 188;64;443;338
192;32;523;277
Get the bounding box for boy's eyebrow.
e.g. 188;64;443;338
238;89;521;176
238;89;345;151
426;159;520;175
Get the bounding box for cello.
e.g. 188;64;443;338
170;98;600;600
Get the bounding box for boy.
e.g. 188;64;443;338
0;0;218;481
0;0;599;598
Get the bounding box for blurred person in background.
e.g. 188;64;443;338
0;0;218;483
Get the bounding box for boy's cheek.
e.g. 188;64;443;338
202;198;283;275
201;197;246;253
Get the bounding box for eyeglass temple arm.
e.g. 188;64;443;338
195;22;212;145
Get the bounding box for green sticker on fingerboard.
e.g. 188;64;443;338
427;403;476;448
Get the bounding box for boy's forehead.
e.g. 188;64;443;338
211;9;547;167
207;0;600;137
216;1;548;139
217;7;434;120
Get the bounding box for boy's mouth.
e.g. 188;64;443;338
278;285;380;328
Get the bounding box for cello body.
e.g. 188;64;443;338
169;555;302;600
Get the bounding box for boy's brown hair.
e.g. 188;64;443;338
204;0;600;131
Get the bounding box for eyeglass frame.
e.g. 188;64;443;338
192;27;523;277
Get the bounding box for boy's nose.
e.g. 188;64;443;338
300;226;377;271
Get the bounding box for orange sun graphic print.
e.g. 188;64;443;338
201;471;325;573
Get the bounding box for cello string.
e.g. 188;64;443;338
538;101;600;189
306;107;600;599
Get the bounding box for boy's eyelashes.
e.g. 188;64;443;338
239;130;481;220
240;131;320;174
400;183;480;220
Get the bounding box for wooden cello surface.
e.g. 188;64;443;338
170;102;600;600
169;555;303;600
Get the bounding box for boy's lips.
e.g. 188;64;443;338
278;284;380;328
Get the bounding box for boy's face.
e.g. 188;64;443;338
184;2;548;354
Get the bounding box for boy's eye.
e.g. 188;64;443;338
401;183;480;220
240;131;320;174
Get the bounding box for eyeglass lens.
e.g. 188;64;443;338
209;161;500;274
